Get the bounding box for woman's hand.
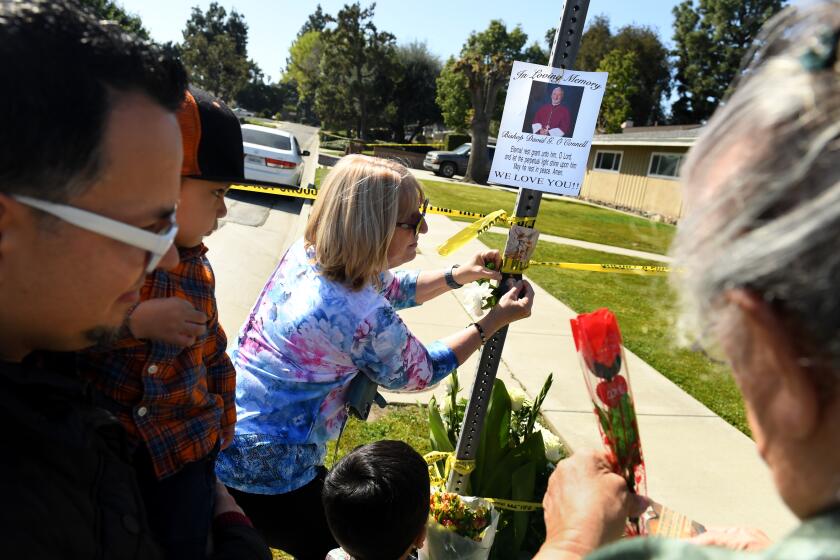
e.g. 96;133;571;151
482;279;534;331
453;250;503;285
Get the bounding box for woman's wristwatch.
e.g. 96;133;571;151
445;264;463;289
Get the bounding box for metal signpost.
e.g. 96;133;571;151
446;0;591;493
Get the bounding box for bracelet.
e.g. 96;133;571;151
445;264;463;289
470;322;487;345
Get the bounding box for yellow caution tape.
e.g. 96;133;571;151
501;258;669;275
528;262;670;275
424;452;475;476
230;184;319;199
424;451;453;465
427;205;487;220
485;498;543;512
424;451;543;512
227;185;667;277
436;209;537;256
438;210;508;256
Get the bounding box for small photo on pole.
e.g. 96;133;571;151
522;82;585;138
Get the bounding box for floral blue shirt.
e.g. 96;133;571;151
216;239;458;494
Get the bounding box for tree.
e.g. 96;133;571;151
389;42;442;141
236;63;288;116
671;0;785;123
575;15;613;71
574;16;671;125
597;50;639;132
180;3;250;102
78;0;150;39
435;58;471;132
315;3;398;138
298;4;329;36
611;26;671;125
452;20;528;184
521;41;548;65
285;31;325;124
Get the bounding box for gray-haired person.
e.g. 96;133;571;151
0;2;268;558
533;2;840;558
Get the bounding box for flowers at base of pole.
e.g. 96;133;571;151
507;386;527;412
429;490;492;542
462;281;495;317
427;373;559;558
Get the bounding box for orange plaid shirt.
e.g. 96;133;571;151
77;244;236;479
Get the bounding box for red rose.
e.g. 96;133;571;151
570;308;623;380
596;375;628;408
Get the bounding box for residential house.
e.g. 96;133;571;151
580;125;701;221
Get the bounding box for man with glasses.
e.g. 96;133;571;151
0;3;268;558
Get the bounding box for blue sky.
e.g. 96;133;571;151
118;0;685;83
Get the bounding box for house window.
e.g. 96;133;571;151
648;153;684;178
593;150;622;172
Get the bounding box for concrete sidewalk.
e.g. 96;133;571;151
383;213;796;539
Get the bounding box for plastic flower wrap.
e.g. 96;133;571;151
570;308;647;535
427;372;559;558
419;491;499;560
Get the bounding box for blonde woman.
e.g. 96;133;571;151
217;155;534;558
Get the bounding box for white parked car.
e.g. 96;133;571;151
242;124;309;186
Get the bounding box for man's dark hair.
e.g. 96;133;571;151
0;1;187;202
322;440;430;560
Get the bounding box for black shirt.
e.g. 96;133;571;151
0;353;270;560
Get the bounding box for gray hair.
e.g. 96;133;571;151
671;1;840;373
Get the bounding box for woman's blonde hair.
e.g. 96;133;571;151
305;154;424;290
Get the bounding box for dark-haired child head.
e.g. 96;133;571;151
322;440;430;560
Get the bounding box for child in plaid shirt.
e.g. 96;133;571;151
77;87;269;560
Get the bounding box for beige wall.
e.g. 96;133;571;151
581;145;686;219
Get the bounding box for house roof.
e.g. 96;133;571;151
592;126;703;147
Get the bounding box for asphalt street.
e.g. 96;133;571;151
219;120;319;231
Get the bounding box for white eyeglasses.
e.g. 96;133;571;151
13;195;178;273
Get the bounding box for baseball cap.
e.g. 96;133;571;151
178;86;245;183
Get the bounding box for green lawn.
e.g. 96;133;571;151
314;167;675;254
480;232;748;435
314;166;330;186
419;179;675;255
325;404;431;468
